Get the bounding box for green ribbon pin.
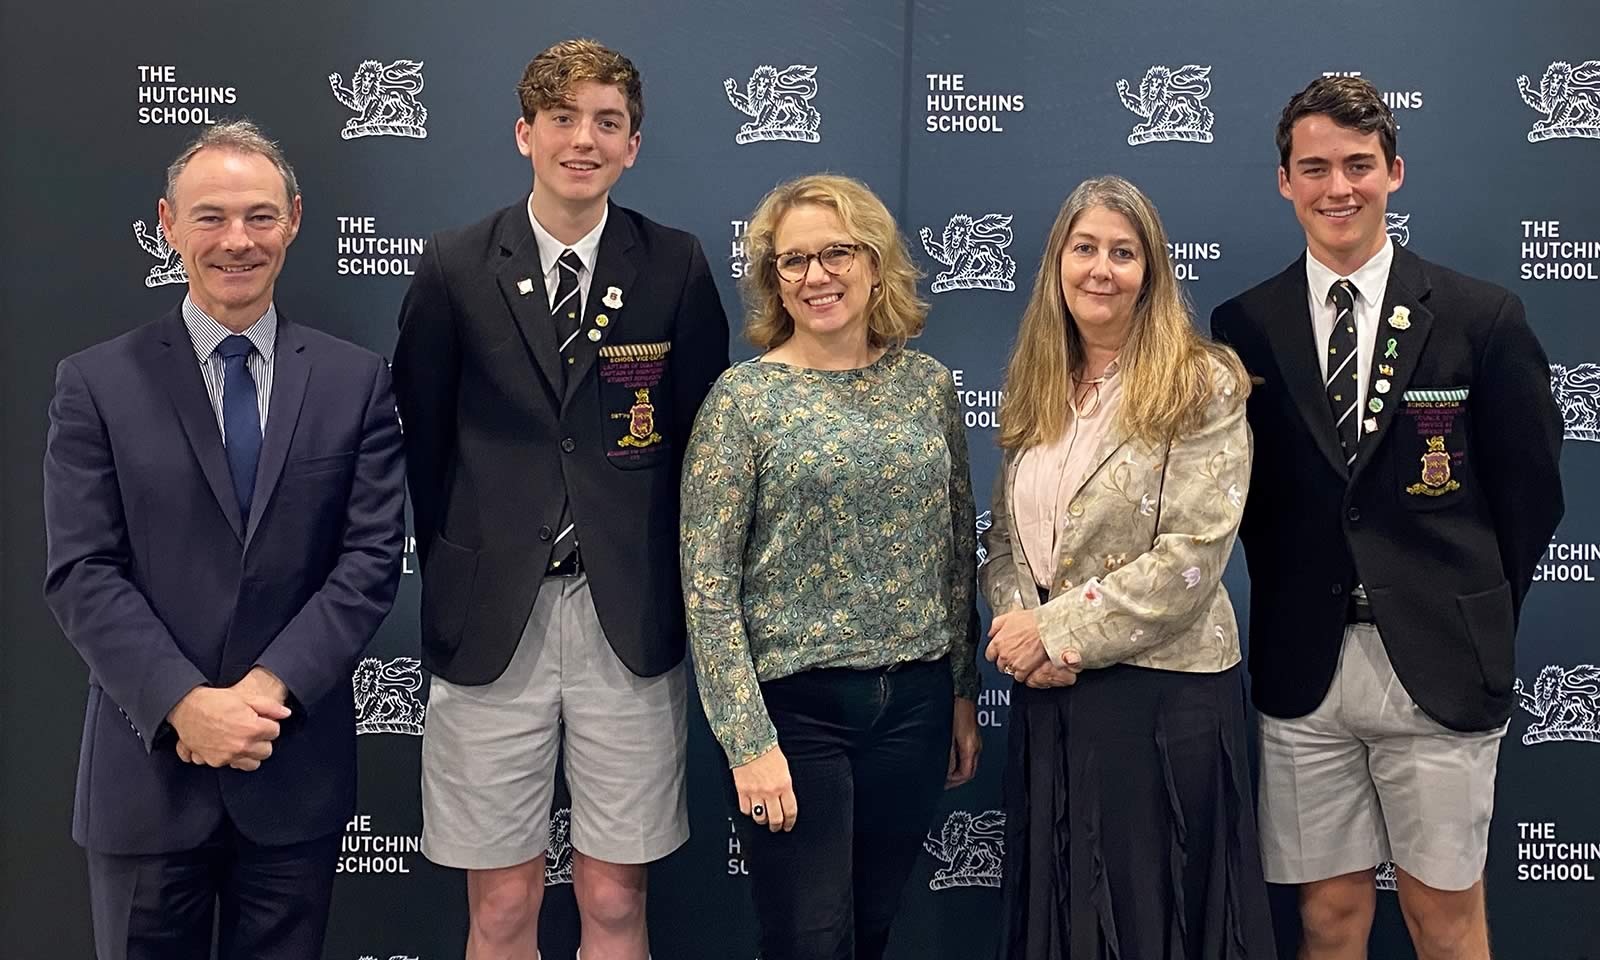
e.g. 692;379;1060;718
1384;338;1398;359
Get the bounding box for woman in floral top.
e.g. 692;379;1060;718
980;177;1276;959
681;174;979;960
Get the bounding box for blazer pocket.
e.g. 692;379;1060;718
285;451;357;478
1455;580;1515;697
598;341;674;470
421;534;479;653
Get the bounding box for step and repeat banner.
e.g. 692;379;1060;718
2;1;1597;958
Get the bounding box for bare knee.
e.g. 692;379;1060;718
468;862;546;946
573;856;647;933
1300;872;1376;953
1397;874;1487;960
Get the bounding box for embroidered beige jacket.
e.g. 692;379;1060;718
979;358;1252;672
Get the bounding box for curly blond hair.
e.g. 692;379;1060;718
741;174;926;350
517;39;643;133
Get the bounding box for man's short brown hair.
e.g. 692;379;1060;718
1276;76;1397;172
517;39;643;133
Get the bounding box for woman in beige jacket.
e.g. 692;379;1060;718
981;176;1276;959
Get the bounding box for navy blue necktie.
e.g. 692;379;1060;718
217;335;261;525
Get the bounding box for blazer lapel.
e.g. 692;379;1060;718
1261;256;1349;478
1350;247;1434;485
563;207;640;409
494;210;564;407
245;319;309;546
156;311;244;542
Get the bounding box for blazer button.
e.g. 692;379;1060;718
1347;507;1361;522
1331;583;1343;596
538;526;553;541
561;438;576;453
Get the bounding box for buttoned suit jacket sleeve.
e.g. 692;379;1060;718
43;356;208;748
1035;372;1252;669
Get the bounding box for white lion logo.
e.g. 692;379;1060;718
1117;64;1215;145
1514;663;1600;744
352;657;426;736
723;65;822;144
329;59;429;140
1517;60;1600;142
1385;213;1410;247
546;808;575;885
133;219;186;287
976;511;994;567
1550;362;1600;442
924;809;1005;890
920;214;1017;293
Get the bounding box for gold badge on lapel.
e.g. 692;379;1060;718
1405;435;1461;496
595;313;610;327
603;286;623;309
1387;305;1411;330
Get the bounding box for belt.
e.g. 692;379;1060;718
1346;591;1375;625
546;548;583;578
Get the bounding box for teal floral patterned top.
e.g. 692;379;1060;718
681;347;978;766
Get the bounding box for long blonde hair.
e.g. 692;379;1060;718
998;176;1246;450
740;174;927;350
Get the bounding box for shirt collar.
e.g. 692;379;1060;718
183;295;278;363
526;196;608;277
1305;238;1394;309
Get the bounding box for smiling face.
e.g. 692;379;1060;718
1279;114;1404;275
773;203;879;347
1059;205;1145;347
158;147;301;331
519;79;640;217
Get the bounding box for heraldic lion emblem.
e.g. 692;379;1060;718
132;219;187;287
1515;664;1600;744
920;214;1018;293
1550;362;1600;442
1385;212;1411;247
924;809;1005;890
545;808;575;885
352;656;426;735
329;59;429;140
1117;64;1216;145
1518;60;1600;141
723;65;822;143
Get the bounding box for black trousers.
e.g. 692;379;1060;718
731;658;954;960
85;816;339;960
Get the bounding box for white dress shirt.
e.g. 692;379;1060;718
1305;239;1394;421
527;195;607;320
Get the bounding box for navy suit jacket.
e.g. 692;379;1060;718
43;307;405;855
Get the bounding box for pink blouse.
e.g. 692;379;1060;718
1010;364;1124;589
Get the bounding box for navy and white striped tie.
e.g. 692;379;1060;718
1325;279;1361;466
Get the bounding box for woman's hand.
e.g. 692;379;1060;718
732;744;798;832
947;697;982;789
985;609;1050;681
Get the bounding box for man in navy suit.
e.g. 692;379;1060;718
43;120;405;960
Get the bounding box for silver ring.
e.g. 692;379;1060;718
751;803;766;819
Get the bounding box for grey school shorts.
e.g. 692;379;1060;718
420;573;689;869
1257;623;1506;892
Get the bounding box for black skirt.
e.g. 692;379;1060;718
996;663;1278;960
